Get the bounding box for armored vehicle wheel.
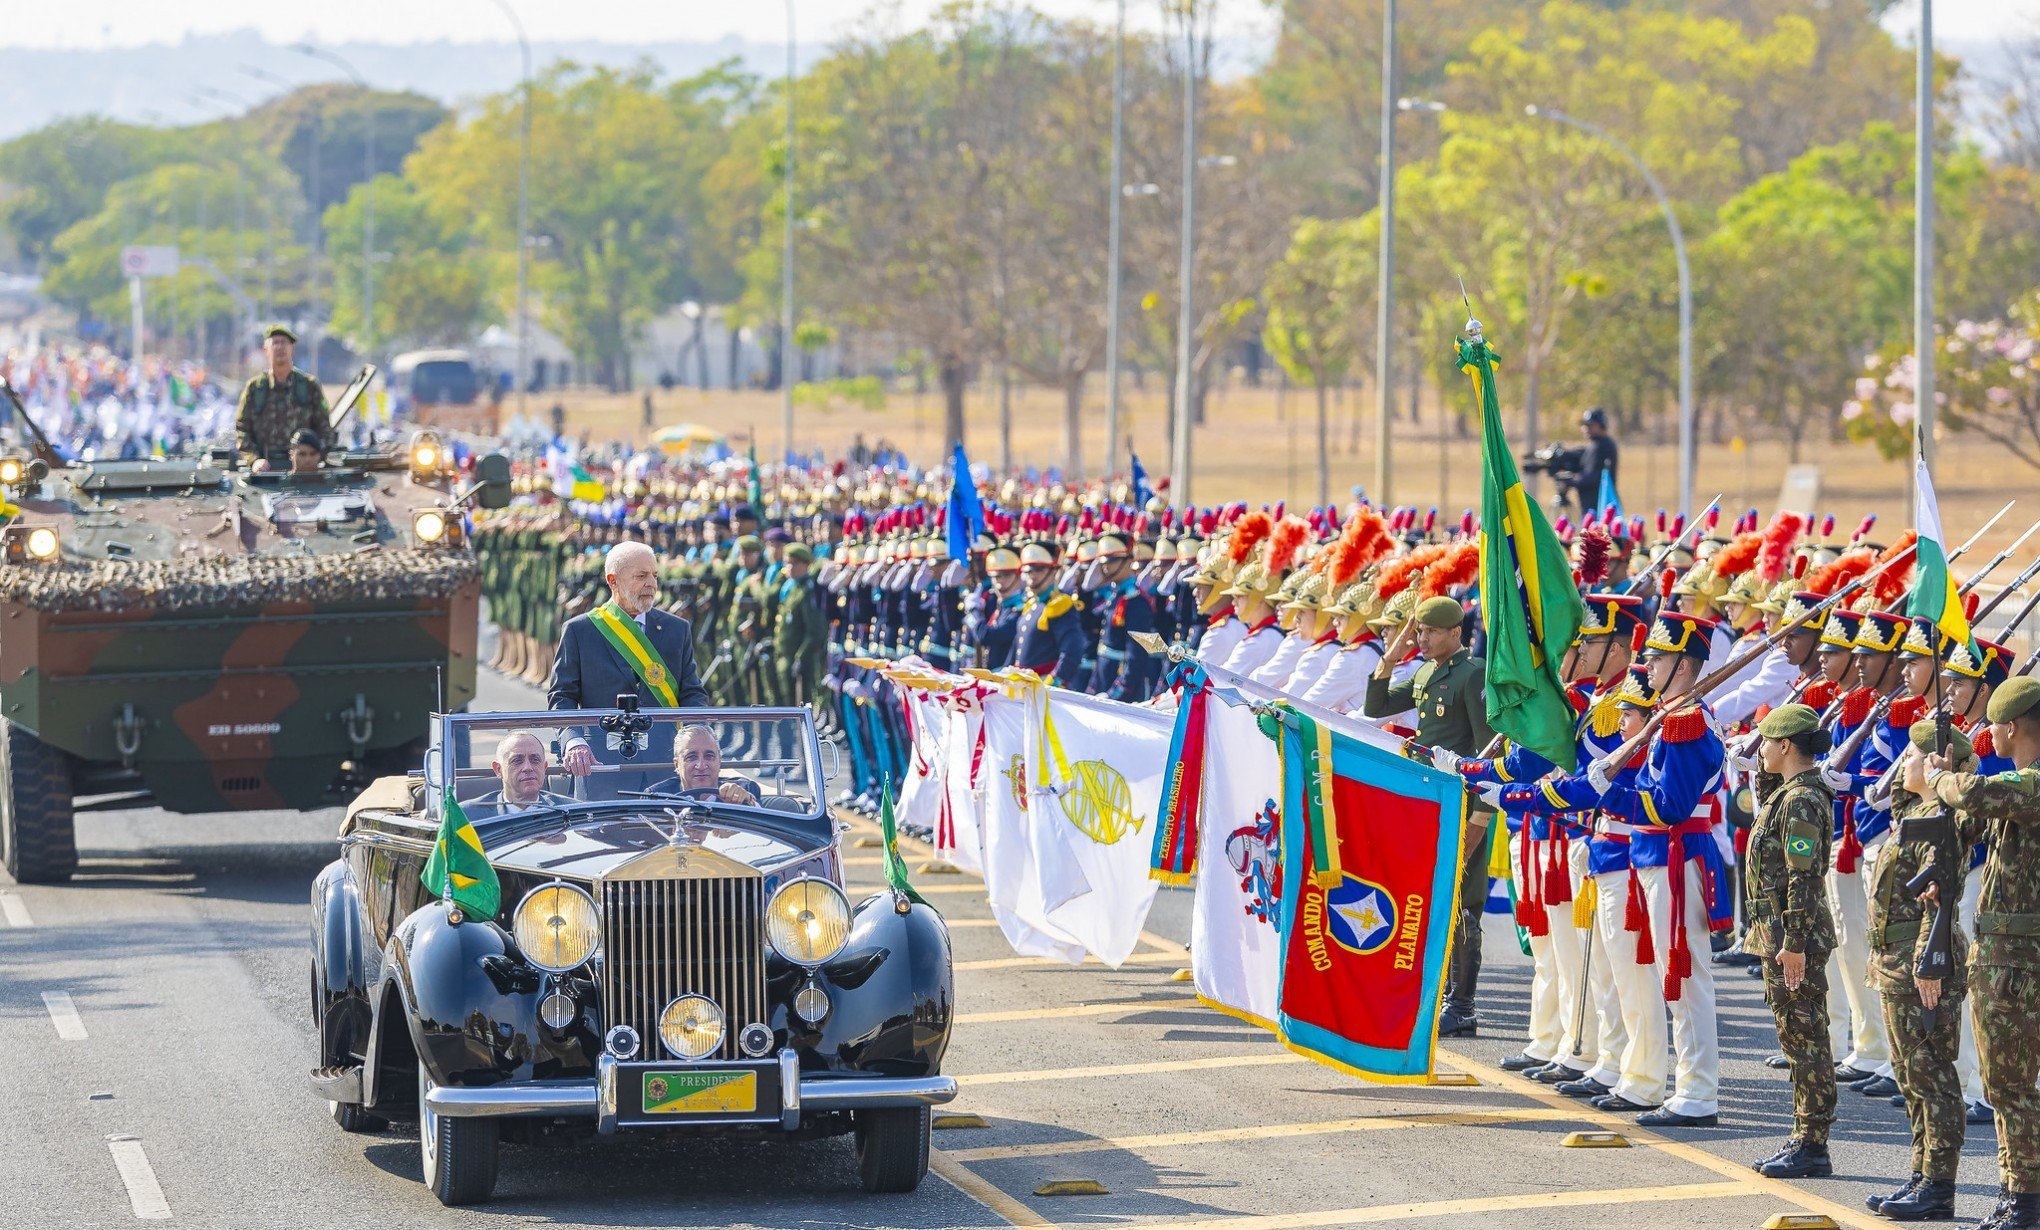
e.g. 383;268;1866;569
419;1067;497;1205
854;1104;931;1193
0;719;75;884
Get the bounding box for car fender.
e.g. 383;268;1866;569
382;900;544;1088
309;858;373;1064
808;895;953;1076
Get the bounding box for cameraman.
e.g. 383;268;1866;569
1572;407;1620;514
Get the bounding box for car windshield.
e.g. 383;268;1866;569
426;708;822;823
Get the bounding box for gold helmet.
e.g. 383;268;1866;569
1367;584;1420;633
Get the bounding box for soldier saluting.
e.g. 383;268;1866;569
236;325;332;472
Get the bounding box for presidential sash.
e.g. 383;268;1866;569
588;601;680;705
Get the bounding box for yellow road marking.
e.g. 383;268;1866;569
1439;1046;1889;1230
942;917;1003;929
929;1151;1052;1227
955;950;1182;972
955;997;1204;1025
941;1107;1582;1162
962;1052;1305;1087
1120;1180;1751;1230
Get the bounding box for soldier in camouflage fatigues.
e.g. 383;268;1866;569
1741;702;1839;1179
1864;718;1977;1220
235;326;332;469
1925;676;2040;1229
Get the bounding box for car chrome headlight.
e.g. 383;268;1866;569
659;994;725;1060
25;527;58;560
0;457;22;485
512;882;600;973
414;508;448;544
766;879;850;967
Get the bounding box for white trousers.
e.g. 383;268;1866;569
1512;832;1575;1064
1573;840;1625;1087
1825;848;1892;1073
1639;860;1719;1116
1596;866;1669;1106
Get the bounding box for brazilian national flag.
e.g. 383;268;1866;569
422;790;500;918
1462;328;1583;769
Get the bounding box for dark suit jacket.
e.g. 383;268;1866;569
548;607;711;714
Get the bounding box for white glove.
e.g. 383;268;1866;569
1586;758;1614;795
1726;743;1758;773
1429;745;1463;775
1818;763;1853;793
1474;781;1504;807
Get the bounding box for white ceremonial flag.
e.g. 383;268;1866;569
976;694;1088;963
894;689;949;835
1191;695;1285;1029
1027;687;1171;968
937;693;987;876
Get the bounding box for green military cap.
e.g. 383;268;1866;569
1988;676;2040;724
735;534;763;552
1908;719;1974;762
785;542;814;564
263;323;297;342
1756;702;1820;739
1414;595;1464;630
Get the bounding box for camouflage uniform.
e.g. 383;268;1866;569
1876;787;1970;1183
1745;768;1838;1145
1932;756;2040;1196
235;369;331;468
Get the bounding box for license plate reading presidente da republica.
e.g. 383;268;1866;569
640;1069;758;1115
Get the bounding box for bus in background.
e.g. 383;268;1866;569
390;349;496;435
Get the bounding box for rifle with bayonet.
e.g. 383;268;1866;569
1620;496;1723;598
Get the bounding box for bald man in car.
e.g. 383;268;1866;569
468;730;572;815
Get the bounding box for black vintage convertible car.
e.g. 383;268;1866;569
308;705;955;1205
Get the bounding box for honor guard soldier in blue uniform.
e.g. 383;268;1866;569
1090;532;1159;701
1013;541;1086;684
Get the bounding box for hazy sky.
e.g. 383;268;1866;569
9;0;2032;49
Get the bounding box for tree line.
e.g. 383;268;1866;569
4;0;2038;474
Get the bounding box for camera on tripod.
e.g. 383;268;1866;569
1521;441;1587;489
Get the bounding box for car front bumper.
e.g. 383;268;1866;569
421;1050;957;1133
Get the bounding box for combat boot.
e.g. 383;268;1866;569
1877;1177;1954;1221
1999;1193;2040;1229
1757;1139;1831;1179
1866;1172;1921;1213
1975;1186;2015;1230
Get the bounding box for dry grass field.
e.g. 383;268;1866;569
546;377;2030;558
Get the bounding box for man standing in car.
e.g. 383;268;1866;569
549;540;710;775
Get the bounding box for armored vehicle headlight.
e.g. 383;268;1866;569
412;442;439;471
766;879;850;967
414;509;448;544
512;883;601;973
659;994;725;1060
0;458;21;484
25;527;58;560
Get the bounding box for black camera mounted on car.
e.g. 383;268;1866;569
601;692;655;758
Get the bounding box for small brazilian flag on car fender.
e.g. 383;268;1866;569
878;781;928;907
422;790;500;918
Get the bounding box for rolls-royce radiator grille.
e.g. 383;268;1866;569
600;877;767;1061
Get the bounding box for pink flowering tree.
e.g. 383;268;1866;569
1844;289;2040;470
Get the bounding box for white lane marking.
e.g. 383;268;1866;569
106;1137;172;1219
42;991;87;1040
0;891;31;927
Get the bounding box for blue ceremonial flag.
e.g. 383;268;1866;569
1598;468;1623;523
1130;452;1155;506
945;442;985;562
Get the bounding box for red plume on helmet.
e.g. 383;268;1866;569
1805;547;1874;599
1265;515;1310;576
1754;511;1805;583
1377;543;1451;600
1574;524;1614;586
1340;506;1394;573
1421;542;1481;598
1872;530;1918;606
1227;510;1274;565
1630;623;1648;654
1709;530;1764;579
1850;514;1877;545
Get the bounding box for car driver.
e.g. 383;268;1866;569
654;724;760;806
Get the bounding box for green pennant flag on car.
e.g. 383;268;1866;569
878;781;928;907
422;789;501;918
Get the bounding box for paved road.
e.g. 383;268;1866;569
0;664;2014;1228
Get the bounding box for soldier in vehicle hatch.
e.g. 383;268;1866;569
236;325;332;472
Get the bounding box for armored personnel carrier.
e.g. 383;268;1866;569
0;369;511;882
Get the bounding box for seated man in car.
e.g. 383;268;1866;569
467;730;573;816
645;723;760;806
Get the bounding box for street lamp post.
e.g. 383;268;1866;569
1525;105;1694;517
1104;0;1127;478
488;0;534;425
782;0;798;467
1374;0;1396;507
1169;9;1198;510
296;45;377;366
1913;0;1936;480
